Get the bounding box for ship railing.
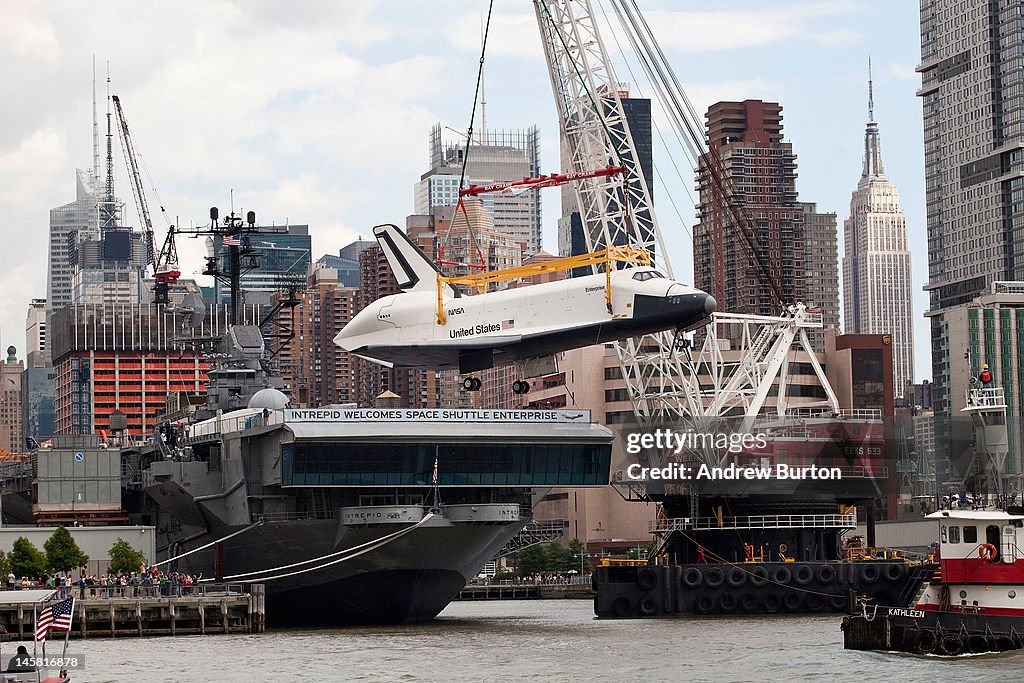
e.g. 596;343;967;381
651;513;858;533
71;582;250;600
251;509;336;523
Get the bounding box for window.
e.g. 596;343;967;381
963;525;978;544
950;526;961;543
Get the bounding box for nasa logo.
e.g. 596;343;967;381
446;307;465;316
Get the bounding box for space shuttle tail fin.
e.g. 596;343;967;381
372;224;444;294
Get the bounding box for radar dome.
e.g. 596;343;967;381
248;388;290;410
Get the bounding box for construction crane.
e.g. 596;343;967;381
111;94;180;305
534;1;837;458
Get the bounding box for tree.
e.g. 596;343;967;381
568;537;589;573
545;541;573;573
108;538;146;575
44;526;89;573
517;544;548;577
10;537;47;578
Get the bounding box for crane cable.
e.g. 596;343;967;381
437;0;496;273
609;0;786;312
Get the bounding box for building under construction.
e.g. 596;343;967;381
50;302;259;438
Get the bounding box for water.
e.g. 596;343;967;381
32;600;1024;682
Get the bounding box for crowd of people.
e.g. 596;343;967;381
2;567;205;599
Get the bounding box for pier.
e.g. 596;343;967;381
0;584;264;638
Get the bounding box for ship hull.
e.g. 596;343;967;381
166;518;524;626
593;561;931;618
843;606;1024;655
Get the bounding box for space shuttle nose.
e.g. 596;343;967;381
703;294;717;315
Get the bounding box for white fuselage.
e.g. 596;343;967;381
334;267;713;371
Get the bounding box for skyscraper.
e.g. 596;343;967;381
843;70;914;398
214;225;312;305
694;100;838;342
559;88;652;277
414;124;541;256
917;1;1024;481
47;170;102;319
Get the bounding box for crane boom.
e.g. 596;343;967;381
110;95;156;268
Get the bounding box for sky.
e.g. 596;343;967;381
0;0;929;379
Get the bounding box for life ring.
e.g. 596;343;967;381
639;596;658;616
612;596;632;618
704;567;725;588
637;567;659;590
719;593;738;613
793;565;814;586
771;566;792;585
979;543;998;561
764;593;782;613
695;594;715;614
916;629;937;654
816;564;837;585
859;564;880;584
749;566;769;587
939;634;964;656
682;567;703;589
726;567;747;588
739;592;759;612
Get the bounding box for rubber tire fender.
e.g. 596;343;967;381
726;567;747;588
682;567;703;589
884;563;904;582
966;634;990;653
859;564;880;584
816;564;837;585
939;634;964;656
763;593;782;613
783;591;804;612
793;564;814;586
695;594;715;614
828;596;846;611
612;596;632;618
771;566;792;585
806;595;825;612
719;593;738;613
739;592;759;612
638;596;658;616
749;566;769;587
916;629;937;654
637;567;659;591
704;567;725;589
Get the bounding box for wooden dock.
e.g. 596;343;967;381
0;584;264;638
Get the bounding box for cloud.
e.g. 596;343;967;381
879;62;919;82
0;4;60;65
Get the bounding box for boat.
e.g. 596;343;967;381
593;412;933;617
843;507;1024;655
121;324;613;625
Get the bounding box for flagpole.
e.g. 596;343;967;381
37;602;43;683
60;597;74;661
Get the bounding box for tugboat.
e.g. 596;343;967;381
843;507;1024;655
843;386;1024;654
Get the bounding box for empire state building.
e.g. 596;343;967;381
842;65;914;398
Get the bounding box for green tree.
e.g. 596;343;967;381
10;537;47;578
108;538;146;575
44;526;89;573
517;544;548;577
568;537;589;573
545;541;573;572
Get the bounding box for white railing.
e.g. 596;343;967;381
650;513;857;533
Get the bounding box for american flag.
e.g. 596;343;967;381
432;457;438;485
35;597;74;641
502;319;515;329
222;233;241;246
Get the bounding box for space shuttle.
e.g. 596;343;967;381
334;225;716;392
